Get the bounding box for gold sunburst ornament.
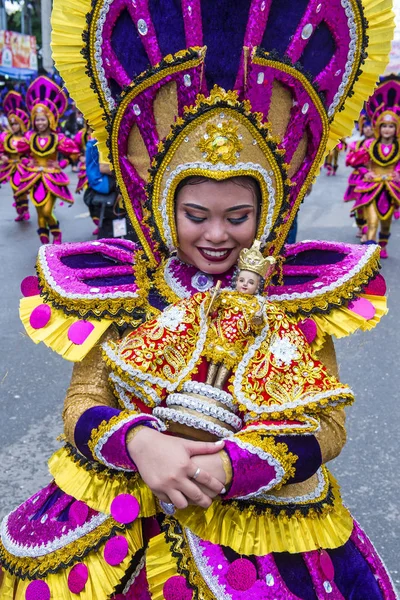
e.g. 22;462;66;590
198;120;243;165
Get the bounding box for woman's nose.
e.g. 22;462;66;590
203;219;229;244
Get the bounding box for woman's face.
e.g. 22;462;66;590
175;179;258;274
380;122;396;141
34;114;50;133
362;124;373;138
10;121;21;134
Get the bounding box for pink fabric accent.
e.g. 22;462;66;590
21;276;40;297
302;550;345;599
223;439;280;499
29;304;51;329
226;558;257;591
319;549;335;580
347;297;376;320
298;318;317;344
68;563;89;594
110;494;140;524
25;580;51;600
34;180;48;203
163;576;192;600
69;500;89;526
364;274;386;296
67;321;95;345
104;535;129;566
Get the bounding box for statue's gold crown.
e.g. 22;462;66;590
238;240;276;278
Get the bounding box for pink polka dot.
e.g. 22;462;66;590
111;494;140;524
69;501;89;526
363;274;386;296
298;318;317;344
163;575;192;600
68;563;88;594
103;536;129;566
67;321;95;345
29;305;51;329
226;558;257;591
21;276;40;297
348;297;376;320
25;580;51;600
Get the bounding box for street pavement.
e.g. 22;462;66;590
0;161;398;586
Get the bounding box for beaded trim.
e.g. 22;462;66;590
103;299;208;392
93;0;115;112
166;393;242;431
122;553;146;594
186;528;232;600
242;414;321;435
182;381;237;412
1;511;108;558
160;161;276;252
153;407;234;439
109;372;163;408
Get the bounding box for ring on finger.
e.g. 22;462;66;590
192;467;201;480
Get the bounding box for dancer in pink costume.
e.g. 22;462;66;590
352;75;400;258
0;91;30;221
74;124;90;195
16;76;79;245
344;110;375;241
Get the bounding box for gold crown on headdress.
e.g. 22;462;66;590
238;240;276;278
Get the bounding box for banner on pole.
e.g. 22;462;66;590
0;30;38;79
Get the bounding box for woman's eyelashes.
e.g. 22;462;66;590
184;212;250;224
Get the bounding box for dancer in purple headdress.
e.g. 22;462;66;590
0;1;398;599
352;75;400;258
0;91;30;221
344;109;375;241
16;76;79;245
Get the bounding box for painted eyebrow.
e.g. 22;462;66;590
183;203;254;212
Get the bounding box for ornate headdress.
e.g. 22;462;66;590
366;75;400;138
358;107;371;134
2;91;29;132
25;76;68;131
238;240;275;279
51;0;393;266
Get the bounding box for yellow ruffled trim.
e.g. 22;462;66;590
0;521;142;599
49;447;157;517
305;293;388;353
175;471;353;555
327;0;394;153
146;533;180;600
19;295;111;362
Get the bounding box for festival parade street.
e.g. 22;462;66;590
0;160;399;590
0;1;400;598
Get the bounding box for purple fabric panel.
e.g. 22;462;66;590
223;440;279;499
83;274;136;287
148;0;186;57
279;435;322;484
299;21;335;78
99;416;160;470
74;405;120;459
104;2;135;88
260;0;307;55
126;0;162;66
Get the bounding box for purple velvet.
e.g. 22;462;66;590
300;22;336;78
74;406;120;459
279;435;322;484
61;252;130;269
223;439;280;499
83;274;136;287
149;0;186;58
286;249;345;266
261;0;308;55
111;9;150;80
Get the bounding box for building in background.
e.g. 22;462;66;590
0;29;37;79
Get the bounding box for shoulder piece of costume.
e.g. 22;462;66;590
51;0;394;267
19;239;156;361
266;240;387;351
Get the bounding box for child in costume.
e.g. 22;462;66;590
353;75;400;258
0;91;30;221
16;76;79;245
0;1;397;599
344;109;375;240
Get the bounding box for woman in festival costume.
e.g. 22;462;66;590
344;109;375;240
0;91;31;221
352;75;400;258
74;123;90;195
0;1;397;599
16;76;79;245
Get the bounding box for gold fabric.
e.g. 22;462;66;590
62;327;120;445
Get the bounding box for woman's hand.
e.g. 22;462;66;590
128;428;226;509
191;452;227;488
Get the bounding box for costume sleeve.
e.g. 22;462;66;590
63;326;165;472
222;336;346;500
57;133;81;157
15;135;30;154
346;146;369;168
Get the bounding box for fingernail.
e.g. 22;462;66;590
221;487;226;494
215;440;224;446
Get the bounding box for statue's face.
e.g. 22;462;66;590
236;270;260;295
175;179;257;275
